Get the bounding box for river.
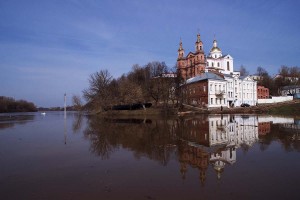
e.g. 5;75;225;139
0;111;299;200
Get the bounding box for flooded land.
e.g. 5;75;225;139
0;112;300;200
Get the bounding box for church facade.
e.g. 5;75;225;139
177;34;206;80
178;34;257;107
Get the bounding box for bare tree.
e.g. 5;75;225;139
72;95;83;111
83;69;113;111
118;78;143;104
239;65;249;76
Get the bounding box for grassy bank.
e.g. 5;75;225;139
267;102;300;116
91;100;300;117
180;100;300;116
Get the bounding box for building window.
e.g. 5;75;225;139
217;62;220;67
212;62;214;67
227;61;230;70
203;86;206;92
211;98;213;104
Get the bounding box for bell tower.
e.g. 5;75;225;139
178;38;185;59
177;38;187;79
195;33;203;53
194;33;205;76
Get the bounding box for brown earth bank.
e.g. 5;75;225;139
181;99;300;116
95;107;178;116
94;100;300;117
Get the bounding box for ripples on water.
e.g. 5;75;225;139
0;112;299;200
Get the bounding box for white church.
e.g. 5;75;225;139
181;35;258;108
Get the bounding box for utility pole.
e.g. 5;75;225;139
64;93;67;144
64;93;67;119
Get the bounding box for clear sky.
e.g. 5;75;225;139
1;0;299;107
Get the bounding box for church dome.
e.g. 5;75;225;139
210;46;222;53
210;39;222;53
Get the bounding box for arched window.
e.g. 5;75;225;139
227;61;230;70
212;62;214;67
217;62;220;67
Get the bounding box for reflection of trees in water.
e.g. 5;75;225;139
259;124;300;152
0;123;14;130
0;115;35;130
83;116;179;163
72;113;84;133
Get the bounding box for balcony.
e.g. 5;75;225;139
215;90;225;97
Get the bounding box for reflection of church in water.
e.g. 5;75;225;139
177;115;275;185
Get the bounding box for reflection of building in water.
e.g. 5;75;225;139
208;115;258;147
178;114;260;183
178;144;209;185
178;116;209;145
258;122;271;135
258;116;294;124
280;119;300;131
277;119;300;142
257;116;294;135
210;146;236;180
208;115;258;178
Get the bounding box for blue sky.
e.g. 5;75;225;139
0;0;299;107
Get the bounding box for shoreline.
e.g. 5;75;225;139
94;100;300;117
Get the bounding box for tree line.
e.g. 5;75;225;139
253;65;300;95
0;96;37;113
80;61;182;112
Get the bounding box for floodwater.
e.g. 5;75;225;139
0;112;299;200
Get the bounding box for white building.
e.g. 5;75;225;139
184;38;258;108
206;39;257;106
206;39;234;75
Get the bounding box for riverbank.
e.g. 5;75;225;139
94;100;300;117
181;100;300;116
95;107;178;116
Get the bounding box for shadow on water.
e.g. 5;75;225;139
79;114;300;186
0;114;35;130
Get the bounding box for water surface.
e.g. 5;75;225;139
0;112;299;199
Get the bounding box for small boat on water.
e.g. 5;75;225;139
41;112;46;115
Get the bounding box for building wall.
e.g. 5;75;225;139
257;85;269;99
257;96;293;104
208;80;227;108
281;86;300;96
206;56;233;75
178;54;206;80
184;80;209;107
